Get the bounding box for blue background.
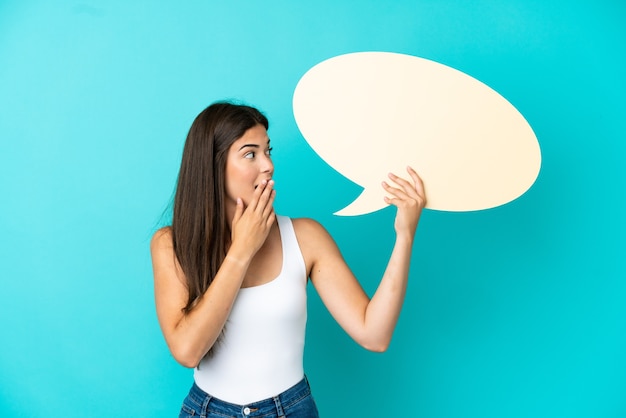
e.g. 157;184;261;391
1;1;625;417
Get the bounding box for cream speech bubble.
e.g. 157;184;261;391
293;52;541;215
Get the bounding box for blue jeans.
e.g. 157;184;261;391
179;376;319;418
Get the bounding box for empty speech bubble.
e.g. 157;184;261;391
293;52;541;215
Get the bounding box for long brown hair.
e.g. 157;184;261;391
172;101;269;314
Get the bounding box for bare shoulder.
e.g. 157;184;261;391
291;217;331;241
151;226;173;252
291;218;342;273
151;226;187;289
150;227;179;275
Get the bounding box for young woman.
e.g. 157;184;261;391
151;102;426;417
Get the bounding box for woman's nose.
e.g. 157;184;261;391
261;154;274;174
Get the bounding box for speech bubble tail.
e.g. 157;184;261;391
334;188;387;217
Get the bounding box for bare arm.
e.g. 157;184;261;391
303;167;426;352
151;180;276;367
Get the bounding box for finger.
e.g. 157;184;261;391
231;198;245;239
265;207;276;228
384;190;421;211
382;179;410;201
383;177;425;209
387;172;417;194
388;171;423;201
261;189;277;219
387;172;413;191
383;191;409;208
383;194;400;206
406;166;421;188
247;179;269;211
406;166;426;198
232;197;244;222
255;180;274;213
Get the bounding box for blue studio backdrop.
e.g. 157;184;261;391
1;1;625;417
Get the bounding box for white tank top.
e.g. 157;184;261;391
194;216;307;404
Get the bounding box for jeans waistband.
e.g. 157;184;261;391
188;376;311;416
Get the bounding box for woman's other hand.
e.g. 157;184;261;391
382;167;426;239
230;179;276;260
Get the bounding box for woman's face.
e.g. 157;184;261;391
224;124;274;210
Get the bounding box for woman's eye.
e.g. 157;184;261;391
244;151;255;159
266;147;273;156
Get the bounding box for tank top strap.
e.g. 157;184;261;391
276;215;307;281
